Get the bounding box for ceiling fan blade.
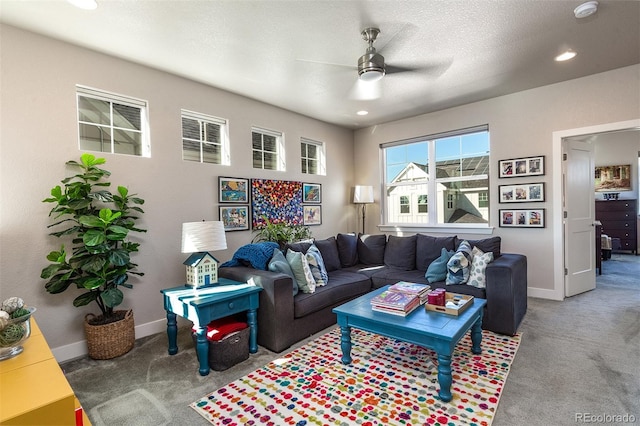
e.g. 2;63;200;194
295;58;356;70
385;64;422;75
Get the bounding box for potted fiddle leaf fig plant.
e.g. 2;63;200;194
40;153;146;359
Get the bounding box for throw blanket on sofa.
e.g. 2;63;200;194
221;242;279;271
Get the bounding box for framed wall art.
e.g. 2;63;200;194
499;155;545;178
303;205;322;226
595;164;631;191
499;209;545;228
303;183;322;203
251;179;303;228
219;177;249;203
219;205;250;231
499;183;545;203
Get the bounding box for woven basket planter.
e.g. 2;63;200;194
84;309;135;360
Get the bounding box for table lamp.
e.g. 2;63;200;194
181;221;227;288
353;185;374;234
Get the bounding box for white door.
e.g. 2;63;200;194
564;138;596;297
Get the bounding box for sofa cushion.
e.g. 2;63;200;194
446;240;473;284
416;234;457;271
465;236;501;259
285;240;313;254
286;249;316;293
307;244;329;283
384;235;417;270
357;234;387;265
370;267;430;289
468;246;494;289
313;237;341;272
426;247;455;283
306;252;327;287
268;249;299;296
337;233;359;267
293;270;371;318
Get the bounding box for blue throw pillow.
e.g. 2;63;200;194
268;249;299;296
426;247;455;283
446;240;473;285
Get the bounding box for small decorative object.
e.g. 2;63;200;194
219;177;249;203
182;221;228;288
499;209;546;228
603;192;620;200
219;205;250;231
499;183;545;203
302;183;321;203
499;155;545;178
0;297;36;361
303;205;322;226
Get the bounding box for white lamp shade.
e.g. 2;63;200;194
181;221;227;253
353;185;374;204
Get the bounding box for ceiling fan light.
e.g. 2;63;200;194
359;69;384;82
555;50;577;61
358;52;385;81
574;1;598;18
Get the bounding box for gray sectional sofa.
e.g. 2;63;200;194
219;233;527;353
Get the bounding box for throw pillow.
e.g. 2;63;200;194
306;252;326;287
307;244;329;283
384;235;417;270
416;234;457;271
425;247;455;283
286;249;316;294
357;234;387;265
468;247;494;288
336;233;359;267
465;236;501;259
268;249;299;296
446;240;473;285
314;237;341;272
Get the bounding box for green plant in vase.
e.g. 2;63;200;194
252;216;312;249
40;153;146;325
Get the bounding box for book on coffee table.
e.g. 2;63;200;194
370;290;421;316
388;281;431;303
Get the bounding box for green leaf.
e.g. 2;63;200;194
73;292;97;307
118;186;129;198
80;255;106;273
83;229;106;246
44;273;74;294
68;198;92;210
101;288;123;308
80;276;105;290
99;208;121;224
113;273;128;286
109;250;130;266
79;215;104;228
41;264;64;279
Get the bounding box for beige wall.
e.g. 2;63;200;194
0;25;355;360
354;64;640;298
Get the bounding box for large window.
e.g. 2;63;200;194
252;127;284;170
181;110;229;165
301;138;326;175
76;86;149;157
382;126;490;226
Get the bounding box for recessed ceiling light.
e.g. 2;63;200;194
555;50;577;62
67;0;98;10
357;110;369;116
574;1;598;18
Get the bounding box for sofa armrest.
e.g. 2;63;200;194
483;253;527;335
219;266;295;351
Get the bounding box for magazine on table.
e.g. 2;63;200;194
370;290;420;314
388;281;431;303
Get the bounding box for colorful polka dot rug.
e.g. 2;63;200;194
190;327;521;426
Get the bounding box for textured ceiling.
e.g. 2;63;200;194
1;0;639;129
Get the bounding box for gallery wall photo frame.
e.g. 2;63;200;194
219;176;249;203
499;182;545;203
499;209;545;228
303;205;322;226
302;183;322;203
499;155;545;178
219;205;250;231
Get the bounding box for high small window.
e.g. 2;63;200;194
418;195;428;213
301;138;326;175
252;127;284;170
181;110;229;165
400;196;410;214
76;86;149;157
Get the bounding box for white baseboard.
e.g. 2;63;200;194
527;286;564;301
52;318;168;363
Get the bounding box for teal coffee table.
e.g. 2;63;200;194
333;285;486;402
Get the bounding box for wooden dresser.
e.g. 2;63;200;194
595;199;638;254
0;319;90;425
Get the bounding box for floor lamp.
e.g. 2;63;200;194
353;185;374;234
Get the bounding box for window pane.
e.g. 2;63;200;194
79;123;111;152
301;159;308;174
78;96;110;125
182;117;200;139
204;123;220;144
386;141;428;183
307;159;318;174
202;143;221;163
263;135;276;152
307;144;317;157
182;139;200;162
252;151;263;168
252;132;262;150
438;178;489;224
113;128;142;155
301;143;307;157
263;152;276;170
113;103;141;130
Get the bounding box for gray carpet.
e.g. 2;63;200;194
61;253;640;426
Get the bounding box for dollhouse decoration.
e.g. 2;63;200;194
181;221;227;288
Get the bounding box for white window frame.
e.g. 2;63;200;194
300;137;326;175
76;85;150;157
181;109;230;165
380;125;493;234
252;126;285;171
